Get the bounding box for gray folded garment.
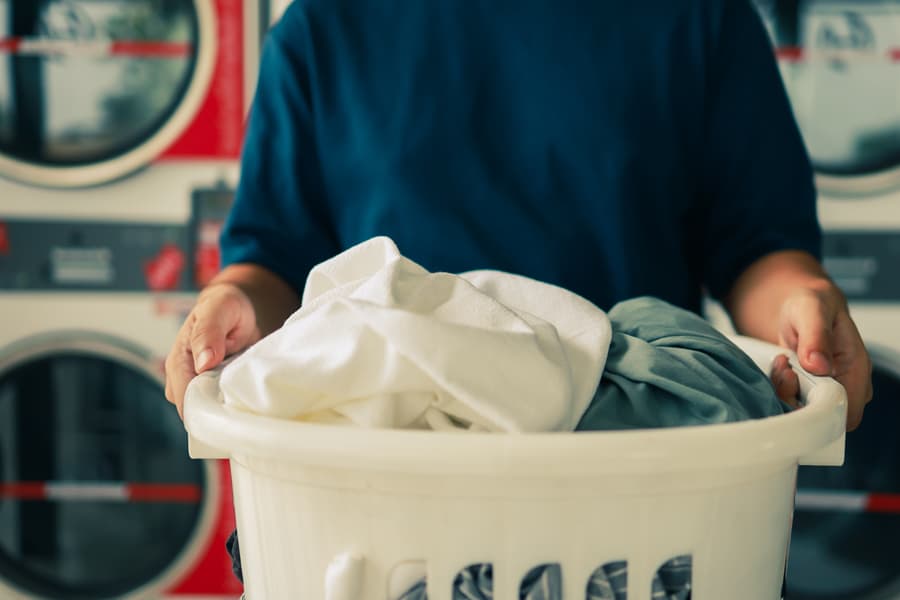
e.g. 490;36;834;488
577;296;790;430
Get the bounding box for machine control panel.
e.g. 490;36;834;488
823;231;900;301
0;186;234;292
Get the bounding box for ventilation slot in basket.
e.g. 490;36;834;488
387;555;692;598
452;562;492;596
521;562;562;596
587;560;628;598
653;554;692;599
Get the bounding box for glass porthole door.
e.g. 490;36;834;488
0;0;216;188
0;335;214;599
756;0;900;195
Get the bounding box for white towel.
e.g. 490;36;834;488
219;237;612;432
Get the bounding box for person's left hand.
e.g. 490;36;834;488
768;284;872;430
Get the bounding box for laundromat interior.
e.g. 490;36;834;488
0;1;899;599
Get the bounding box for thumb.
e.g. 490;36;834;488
191;321;225;373
188;286;258;373
790;302;835;376
189;309;230;374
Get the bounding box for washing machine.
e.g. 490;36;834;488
0;0;260;597
754;1;900;599
0;292;241;600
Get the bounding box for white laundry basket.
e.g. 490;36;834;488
183;336;846;600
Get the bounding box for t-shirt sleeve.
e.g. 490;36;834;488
220;14;339;295
699;0;822;300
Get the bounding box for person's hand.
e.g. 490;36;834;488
768;283;872;430
164;283;261;418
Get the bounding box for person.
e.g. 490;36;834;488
165;0;871;429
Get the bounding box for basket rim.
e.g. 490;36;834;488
183;336;847;475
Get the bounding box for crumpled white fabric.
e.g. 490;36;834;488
219;237;612;432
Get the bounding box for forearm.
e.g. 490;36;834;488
207;263;302;337
724;250;841;343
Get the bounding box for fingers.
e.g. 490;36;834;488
164;316;200;420
164;284;259;418
190;299;230;375
781;290;836;376
769;354;800;408
830;311;873;432
779;286;873;431
844;373;872;432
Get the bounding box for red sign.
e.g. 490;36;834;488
144;244;186;291
195;220;224;288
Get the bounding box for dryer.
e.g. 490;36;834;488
755;1;900;599
0;0;259;597
0;0;252;222
0;293;240;600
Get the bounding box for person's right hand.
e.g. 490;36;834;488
164;282;261;418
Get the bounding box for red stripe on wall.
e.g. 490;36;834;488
0;481;46;500
866;493;900;514
0;37;191;57
775;45;900;63
110;41;193;57
0;481;201;503
775;46;804;62
127;483;203;503
0;37;21;52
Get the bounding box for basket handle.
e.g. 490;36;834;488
184;367;231;460
793;358;847;467
731;335;847;467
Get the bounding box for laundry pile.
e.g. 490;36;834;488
217;237;790;600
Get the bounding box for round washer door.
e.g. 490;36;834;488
785;348;900;600
0;0;216;188
0;334;217;600
755;0;900;196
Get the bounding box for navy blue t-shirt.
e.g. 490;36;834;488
221;0;819;313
